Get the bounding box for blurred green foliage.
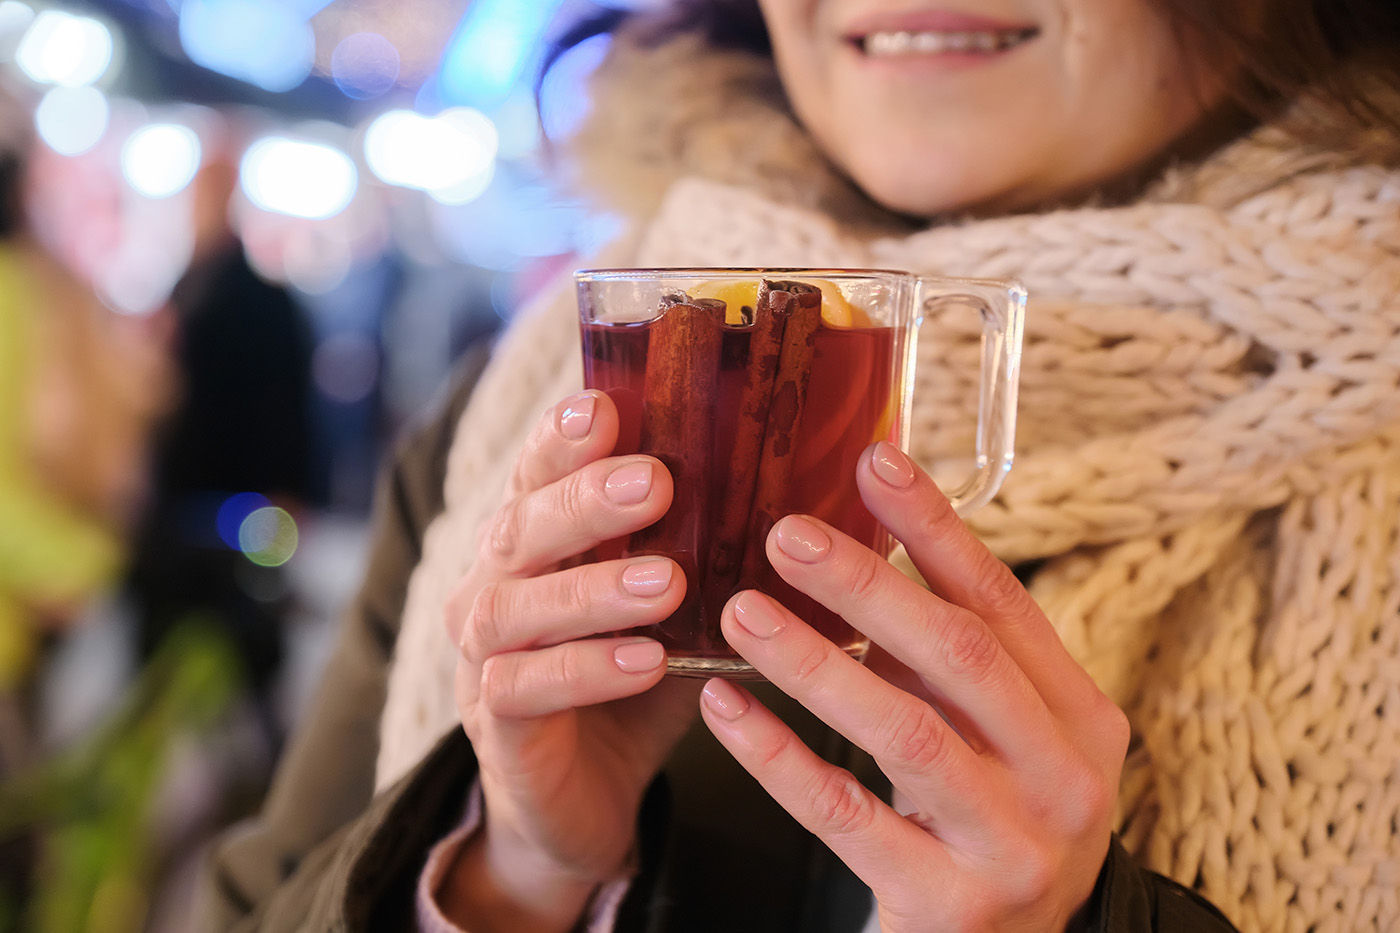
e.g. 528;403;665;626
0;621;240;933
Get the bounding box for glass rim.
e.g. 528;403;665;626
574;267;914;282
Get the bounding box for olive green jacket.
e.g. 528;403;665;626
192;347;1236;932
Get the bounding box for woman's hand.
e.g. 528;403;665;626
439;390;700;933
700;441;1129;933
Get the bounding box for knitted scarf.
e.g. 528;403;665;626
377;28;1400;933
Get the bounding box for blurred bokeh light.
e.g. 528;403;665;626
238;506;299;567
363;106;496;204
34;84;107;154
16;9;114;86
178;0;315;93
239;135;358;220
121;122;200;197
329;31;399;100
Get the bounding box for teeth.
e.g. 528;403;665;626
864;28;1034;56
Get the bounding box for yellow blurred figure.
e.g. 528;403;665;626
0;244;172;687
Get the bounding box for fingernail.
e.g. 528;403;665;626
732;590;785;639
614;639;665;673
871;441;916;488
702;678;749;721
774;515;831;564
605;461;653;504
621;558;673;597
559;394;596;440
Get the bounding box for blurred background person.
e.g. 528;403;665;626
124;118;317;757
0;0;648;929
0;82;172;770
0;81;178;931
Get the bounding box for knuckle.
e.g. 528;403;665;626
1096;694;1132;758
443;576;475;641
754;726;797;771
505;460;528;499
932;612;1003;685
561;568;597;618
911;495;963;549
550;644;585;688
462;582;504;661
1075;768;1118;829
1061;745;1120;830
554;470;592;527
973;552;1027;616
845;552;888;606
477;654;518;715
1032;744;1118;837
484;501;526;572
790;639;835;686
882;703;950;772
1007;843;1060;906
507;411;554;491
808;768;877;836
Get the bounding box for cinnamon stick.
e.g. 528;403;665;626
740;280;824;585
630;293;725;563
709;282;792;588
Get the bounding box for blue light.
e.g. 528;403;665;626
331;31;399;100
178;0;314;93
294;0;336;17
217;492;269;549
435;0;565;110
538;33;611;141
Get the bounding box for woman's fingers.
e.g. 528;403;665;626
453;556;685;662
476;637;671;719
720;587;1026;816
506;391;620;498
856;441;1105;715
757;515;1060;766
700;443;1128;931
699;679;952;896
476;453;674;579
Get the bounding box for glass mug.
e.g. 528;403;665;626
576;268;1025;678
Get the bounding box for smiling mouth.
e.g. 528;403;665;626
857;27;1039;56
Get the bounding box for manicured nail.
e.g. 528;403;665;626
702;678;750;721
621;558;673;597
774;515;832;564
558;394;596;440
871;441;916;488
605;461;653;504
732;590;785;639
614;640;665;673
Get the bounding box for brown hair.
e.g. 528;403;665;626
1163;0;1400;157
547;0;1400;162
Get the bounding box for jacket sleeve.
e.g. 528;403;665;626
1085;835;1240;933
191;343;492;932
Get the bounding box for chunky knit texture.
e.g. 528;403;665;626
377;26;1400;933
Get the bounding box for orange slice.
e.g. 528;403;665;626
690;278;872;327
812;280;870;328
689;280;757;326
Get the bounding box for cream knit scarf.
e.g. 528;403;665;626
376;29;1400;933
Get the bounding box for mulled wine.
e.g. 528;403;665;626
581;279;904;675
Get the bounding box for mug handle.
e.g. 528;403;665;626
912;276;1026;515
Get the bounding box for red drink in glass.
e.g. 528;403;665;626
576;267;1026;679
581;313;902;674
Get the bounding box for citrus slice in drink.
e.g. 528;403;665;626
689;279;872;327
689;280;757;325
